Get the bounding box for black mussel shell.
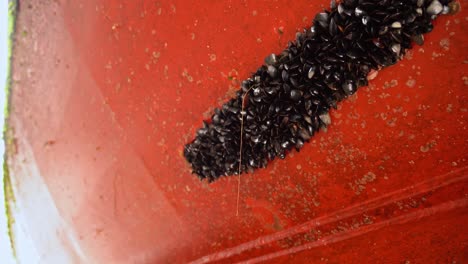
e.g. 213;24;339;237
184;0;455;181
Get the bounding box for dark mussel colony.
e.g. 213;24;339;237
184;0;458;181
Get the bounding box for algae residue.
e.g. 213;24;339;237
3;0;18;259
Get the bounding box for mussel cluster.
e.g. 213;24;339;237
184;0;456;181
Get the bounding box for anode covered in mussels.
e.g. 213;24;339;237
184;0;458;182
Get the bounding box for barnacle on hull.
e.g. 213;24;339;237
184;0;457;181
